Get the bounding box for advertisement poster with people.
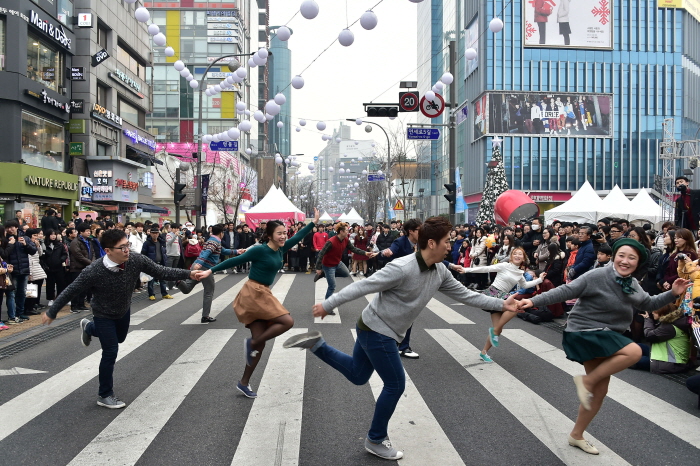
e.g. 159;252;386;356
464;15;479;77
473;92;612;139
524;0;613;49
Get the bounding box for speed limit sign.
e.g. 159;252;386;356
399;91;419;112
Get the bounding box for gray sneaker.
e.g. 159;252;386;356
97;395;126;409
80;318;91;347
283;331;322;349
364;438;403;460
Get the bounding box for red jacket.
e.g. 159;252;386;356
534;0;554;23
313;231;328;251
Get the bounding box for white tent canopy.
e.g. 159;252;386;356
319;211;333;222
247;185;303;214
596;185;632;221
337;213;348;222
543;181;603;224
343;207;364;225
628;189;663;224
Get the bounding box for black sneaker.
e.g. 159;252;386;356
70;309;82;314
201;316;216;323
313;271;325;283
80;318;92;347
18;315;30;321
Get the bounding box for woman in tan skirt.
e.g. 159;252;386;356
196;209;319;398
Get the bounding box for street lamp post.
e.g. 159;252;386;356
194;52;258;229
346;119;391;223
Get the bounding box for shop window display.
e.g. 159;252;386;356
21;111;65;171
27;34;64;92
15;202;64;229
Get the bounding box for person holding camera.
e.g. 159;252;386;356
3;220;38;321
674;176;700;231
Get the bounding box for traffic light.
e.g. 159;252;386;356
174;183;186;204
444;182;456;205
366;106;398;118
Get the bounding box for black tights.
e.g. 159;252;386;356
240;314;294;386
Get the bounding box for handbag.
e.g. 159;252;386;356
26;283;38;298
536;2;553;16
0;274;15;291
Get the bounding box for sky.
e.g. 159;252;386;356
268;0;420;173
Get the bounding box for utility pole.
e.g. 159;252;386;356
448;40;457;226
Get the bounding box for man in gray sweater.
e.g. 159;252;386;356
42;229;197;409
284;217;519;461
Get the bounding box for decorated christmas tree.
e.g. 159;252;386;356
476;137;509;225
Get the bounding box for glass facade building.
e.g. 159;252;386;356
418;0;700;221
268;29;291;157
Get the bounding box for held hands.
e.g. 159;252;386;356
382;249;393;257
312;303;328;320
452;265;467;274
518;298;534;310
671;278;691;296
193;269;211;281
501;294;523;313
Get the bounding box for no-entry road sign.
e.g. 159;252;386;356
419;93;445;118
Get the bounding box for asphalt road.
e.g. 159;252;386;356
0;271;698;466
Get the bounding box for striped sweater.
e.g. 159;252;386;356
193;235;234;270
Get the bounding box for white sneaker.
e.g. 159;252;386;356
358;271;364;276
279;269;285;273
350;271;357;276
48;300;54;306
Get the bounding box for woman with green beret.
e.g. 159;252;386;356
520;238;690;455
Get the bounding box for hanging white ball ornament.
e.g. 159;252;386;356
354;182;359;187
362;169;368;175
277;121;284;128
202;135;212;143
308;164;314;170
291;75;304;89
186;75;194;82
277;26;291;41
246;148;252;155
212;134;220;142
254;110;265;122
248;58;257;68
338;29;354;47
274;93;286;105
227;127;240;140
355;118;362;125
377;170;383;175
265;100;281;116
328;167;334;172
434;82;444;91
489;17;504;33
244;110;251;116
316;121;326;131
360;10;378;30
134;7;150;22
180;69;191;78
253;54;266;66
153;32;166;47
174;60;185;71
148;24;160;35
425;90;436;101
300;0;319;19
465;48;477;60
275;155;283;164
235;67;247;79
238;120;252;132
296;127;301;132
213;84;222;92
338;168;345;174
440;72;454;85
164;47;175;57
265;113;274;121
299;119;307;126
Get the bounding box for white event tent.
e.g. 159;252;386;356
628;189;664;224
319;211;333;223
597;185;632;221
543;181;603;224
343;208;364;225
244;185;305;228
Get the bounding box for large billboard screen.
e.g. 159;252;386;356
524;0;613;49
464;15;479;78
472;92;613;140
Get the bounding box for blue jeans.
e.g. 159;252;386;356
2;289;16;320
147;279;168;297
398;325;413;352
312;327;405;443
86;311;131;398
322;262;350;299
631;343;650;371
11;273;28;316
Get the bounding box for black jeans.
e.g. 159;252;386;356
69;271;87;309
86;311;131;398
45;270;66;300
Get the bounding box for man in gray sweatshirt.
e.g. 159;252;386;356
284;217;519;461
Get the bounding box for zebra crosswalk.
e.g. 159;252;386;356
0;272;698;465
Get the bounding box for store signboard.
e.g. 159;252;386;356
70;67;85;81
123;128;157;151
69;142;84;156
208;29;239;37
70;99;84;113
472;91;613;140
658;0;700;22
69;119;85;133
207;10;239;18
523;0;612;49
207;36;238;43
79;177;93;202
29;10;72;51
91;103;122;127
25;88;71;113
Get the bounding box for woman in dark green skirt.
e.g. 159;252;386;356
520;238;690;455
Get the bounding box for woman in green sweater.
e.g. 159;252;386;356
196;209;319;398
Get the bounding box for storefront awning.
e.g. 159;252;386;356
138;203;168;214
81;202;119;212
126;147;163;166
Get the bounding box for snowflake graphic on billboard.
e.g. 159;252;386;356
592;0;611;25
525;21;537;39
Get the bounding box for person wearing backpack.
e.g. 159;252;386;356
183;236;203;270
534;0;554;44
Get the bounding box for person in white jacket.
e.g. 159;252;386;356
468;228;489;290
128;222;146;292
25;228;47;314
463;246;545;362
557;0;571;45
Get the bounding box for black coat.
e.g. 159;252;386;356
674;188;700;230
43;241;68;271
2;232;38;275
141;236;167;266
221;230;238;250
41;215;60;234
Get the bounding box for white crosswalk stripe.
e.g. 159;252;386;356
130;275;228;325
68;329;235;466
0;330;161;442
315;275;341;323
502;328;700;451
427;328;631;465
425;298;475;324
230;327;308;466
271;274;295;303
181;278;248;324
350;329;465;465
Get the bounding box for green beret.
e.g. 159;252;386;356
612;238;648;266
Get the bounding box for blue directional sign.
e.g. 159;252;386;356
367;174;386;182
209;140;239;151
313;156;318;161
407;128;441;140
